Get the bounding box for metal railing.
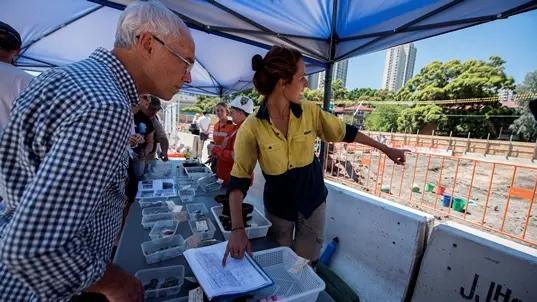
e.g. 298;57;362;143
318;141;537;247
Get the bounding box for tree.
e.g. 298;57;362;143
194;95;220;113
397;56;515;101
228;88;262;105
364;104;402;131
302;88;324;103
181;106;202;113
331;79;348;102
397;105;447;133
348;88;377;100
509;70;537;141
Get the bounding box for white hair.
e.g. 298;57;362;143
114;0;187;48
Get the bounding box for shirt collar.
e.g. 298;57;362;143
89;48;139;106
255;99;303;122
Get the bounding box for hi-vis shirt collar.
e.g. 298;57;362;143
256;100;303;122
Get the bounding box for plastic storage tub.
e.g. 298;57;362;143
211;205;272;240
178;188;196;203
135;265;185;299
139;198;169;209
141;212;174;230
150;219;179;240
184;166;211;180
248;247;325;302
142;206;171;216
188;218;216;240
141;235;185;264
200;182;222;193
186;203;209;220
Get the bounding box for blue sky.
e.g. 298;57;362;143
346;10;537;90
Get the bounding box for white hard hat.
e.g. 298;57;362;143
229;96;254;114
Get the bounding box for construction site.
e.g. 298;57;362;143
323;136;537;248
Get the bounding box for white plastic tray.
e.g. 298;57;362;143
188;218;216;240
141;235;185;264
248;247;326;302
135;265;185;299
211;205;272;240
178;188;196;203
184;166;212;180
149;219;179;240
141;212;174;230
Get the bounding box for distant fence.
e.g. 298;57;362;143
318;141;537;247
364;131;537;160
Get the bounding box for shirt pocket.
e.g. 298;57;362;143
258;141;287;175
292;134;315;167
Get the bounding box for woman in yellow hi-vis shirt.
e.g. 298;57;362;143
222;45;408;266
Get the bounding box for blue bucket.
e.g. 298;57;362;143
443;194;452;207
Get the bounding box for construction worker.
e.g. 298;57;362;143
210;96;254;185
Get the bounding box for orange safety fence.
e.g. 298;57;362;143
318;141;537;248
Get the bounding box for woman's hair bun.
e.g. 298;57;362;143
251;54;264;72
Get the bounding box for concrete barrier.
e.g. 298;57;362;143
324;181;435;302
412;221;537;302
246;166;434;301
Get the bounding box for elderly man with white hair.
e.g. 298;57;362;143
0;1;194;301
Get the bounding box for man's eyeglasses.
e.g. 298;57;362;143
136;33;194;75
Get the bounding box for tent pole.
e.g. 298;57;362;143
319;62;334;169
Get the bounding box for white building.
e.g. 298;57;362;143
382;43;417;91
498;89;514;102
307;73;320;90
317;59;349;90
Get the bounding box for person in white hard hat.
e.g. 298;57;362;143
210;95;255;185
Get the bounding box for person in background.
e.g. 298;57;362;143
209;102;234;172
211;96;255;185
125;95;156;209
196;111;211;157
223;46;407;266
0;21;33;129
0;1;195;301
146;112;169;162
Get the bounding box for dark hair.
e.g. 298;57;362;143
252;45;303;96
215;102;228;109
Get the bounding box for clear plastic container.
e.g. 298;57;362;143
197;174;217;188
178;188;196;203
142;206;171;217
184;166;211;180
248;247;325;302
139;198;168;209
188;218;216;240
141;235;185;264
149;219;179;240
201;182;222;193
186;203;208;220
211;205;272;240
141;212;174;230
135;265;185;299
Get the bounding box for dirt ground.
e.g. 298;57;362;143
325;149;537;248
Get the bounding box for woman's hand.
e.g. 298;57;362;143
222;228;252;266
384;147;409;165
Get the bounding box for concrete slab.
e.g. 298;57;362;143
323;181;435;302
412;221;537;302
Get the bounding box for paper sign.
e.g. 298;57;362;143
196;220;209;232
288;255;309;273
188;287;203;302
173;205;183;213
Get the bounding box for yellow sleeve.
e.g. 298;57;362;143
228;123;258;195
311;102;358;143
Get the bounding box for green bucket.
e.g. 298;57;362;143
412;183;420;193
452;198;467;212
425;183;435;192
